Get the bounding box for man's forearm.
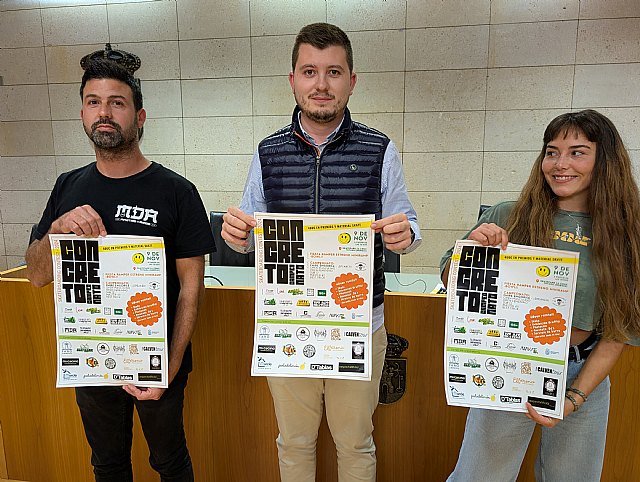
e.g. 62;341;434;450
25;235;54;287
168;256;206;382
168;283;203;382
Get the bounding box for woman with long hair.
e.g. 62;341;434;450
441;109;640;481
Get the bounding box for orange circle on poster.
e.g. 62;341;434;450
523;306;566;345
126;292;163;327
330;272;368;309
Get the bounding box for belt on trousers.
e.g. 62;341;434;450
568;331;599;361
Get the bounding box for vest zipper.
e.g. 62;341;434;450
294;130;344;214
314;151;321;213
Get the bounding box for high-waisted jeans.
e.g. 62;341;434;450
448;354;610;482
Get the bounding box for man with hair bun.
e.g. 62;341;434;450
26;56;214;482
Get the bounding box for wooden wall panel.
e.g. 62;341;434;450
0;281;95;481
1;269;639;481
0;422;8;478
185;288;280;481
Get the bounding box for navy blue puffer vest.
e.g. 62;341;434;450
258;107;389;307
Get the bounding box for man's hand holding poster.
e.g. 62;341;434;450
251;213;374;380
445;241;579;419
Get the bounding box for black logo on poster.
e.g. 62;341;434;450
339;362;364;373
150;355;162;370
97;342;109;355
492;376;505;389
352;341;365;360
296;327;310;341
113;374;134;380
449;373;466;383
543;377;558;397
528;396;556;411
485;357;499;372
138;373;162;382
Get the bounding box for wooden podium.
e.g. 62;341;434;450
1;267;639;481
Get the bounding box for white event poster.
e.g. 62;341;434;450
50;235;168;388
445;241;579;419
251;213;374;380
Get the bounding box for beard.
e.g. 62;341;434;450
85;118;138;151
305;108;339;123
295;91;346;124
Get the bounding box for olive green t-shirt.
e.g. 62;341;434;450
440;201;600;332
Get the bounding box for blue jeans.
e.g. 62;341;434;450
448;356;610;482
75;371;193;482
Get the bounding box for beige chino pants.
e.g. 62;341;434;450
267;326;388;482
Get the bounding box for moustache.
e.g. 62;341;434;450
91;118;121;132
309;92;335;99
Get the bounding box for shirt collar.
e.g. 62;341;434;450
296;110;345;147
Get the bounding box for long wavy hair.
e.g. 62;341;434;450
506;109;640;341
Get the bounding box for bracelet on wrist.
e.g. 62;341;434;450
567;387;588;402
565;393;580;412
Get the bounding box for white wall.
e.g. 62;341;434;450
1;0;639;272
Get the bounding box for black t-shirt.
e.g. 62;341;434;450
35;161;216;373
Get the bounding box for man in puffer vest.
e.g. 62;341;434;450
222;22;421;482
